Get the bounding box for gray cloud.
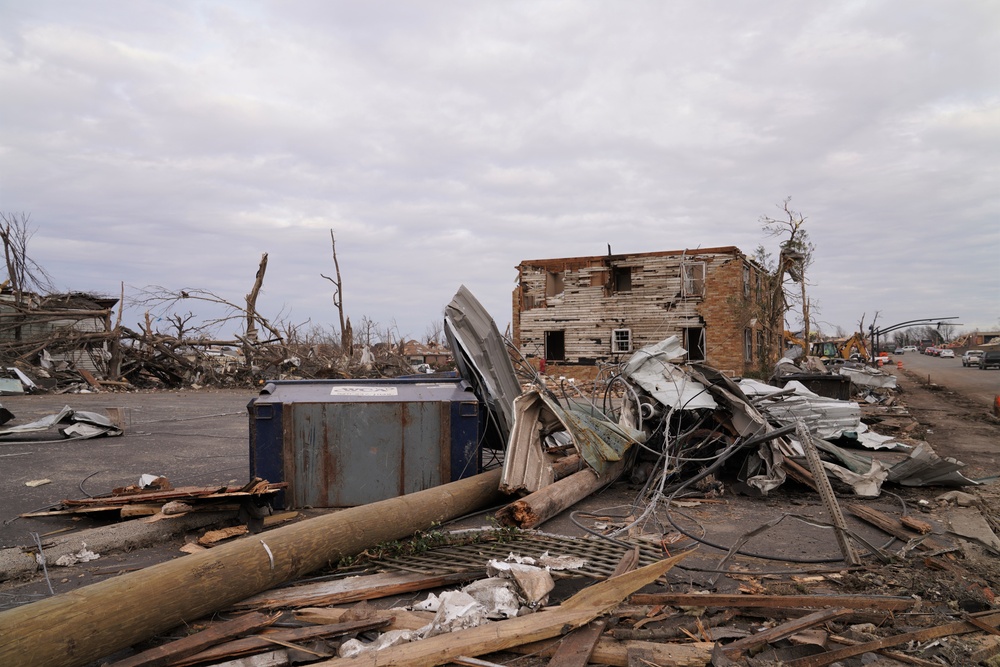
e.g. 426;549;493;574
1;0;997;341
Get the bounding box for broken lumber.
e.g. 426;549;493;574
295;607;434;632
547;548;639;667
171;619;391;667
516;638;713;667
105;612;278;667
496;461;624;529
846;502;949;550
721;607;851;659
629;593;916;611
784;611;1000;667
234;570;480;610
0;468;507;667
311;551;692;667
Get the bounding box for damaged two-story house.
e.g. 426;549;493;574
512;246;783;376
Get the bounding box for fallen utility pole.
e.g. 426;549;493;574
495;461;624;529
0;468;507;667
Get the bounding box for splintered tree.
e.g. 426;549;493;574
131;253;286;370
761;197;816;347
320;229;352;356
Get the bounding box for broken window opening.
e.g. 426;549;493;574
544;330;565;361
682;262;705;298
545;271;564;298
744;328;753;363
612;266;632;292
683;327;706;362
522;294;537;310
612;329;632;354
743;265;751;298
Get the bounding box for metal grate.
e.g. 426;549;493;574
373;532;670;580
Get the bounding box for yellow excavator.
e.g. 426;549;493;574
784;331;871;362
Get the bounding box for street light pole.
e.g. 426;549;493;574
868;316;959;364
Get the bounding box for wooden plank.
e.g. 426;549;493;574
311;551;692;667
119;505;162;518
826;634;948;667
294;607;434;632
516;638;713;667
172;619;391;667
105;612;277;667
846;503;949;551
784;612;1000;667
234;571;480;610
901;516;932;534
547;548;639;667
722;607;851;659
546;620;605;667
77;368;101;388
629;593;916;611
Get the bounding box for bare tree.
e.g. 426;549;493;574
0;212;56;305
761;197;816;346
161;311;199;339
320;229;352;355
131;254;287;356
425;318;444;345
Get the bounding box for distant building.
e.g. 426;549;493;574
400;340;453;368
513;246;782;375
966;331;1000;347
0;291;119;372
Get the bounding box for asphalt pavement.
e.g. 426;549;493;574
0;388;256;571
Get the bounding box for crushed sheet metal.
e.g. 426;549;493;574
739;379;862;441
501;392;558;494
502;391;642;491
538;391;641;474
445;285;523;444
837;366;898;389
821;458;890;497
887;442;980;487
687;365;788;494
621;337;717;411
0;405;123;440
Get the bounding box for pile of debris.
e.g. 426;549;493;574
0;328;425;395
1;286;997;666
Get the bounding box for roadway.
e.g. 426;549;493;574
889;348;1000;409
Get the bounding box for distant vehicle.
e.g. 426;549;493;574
924;347;937;356
939;349;955;358
893;348;904;355
901;346;918;352
980;351;1000;370
962;350;984;367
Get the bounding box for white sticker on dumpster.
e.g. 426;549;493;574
329;386;398;397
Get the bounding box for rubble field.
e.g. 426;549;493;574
0;350;998;666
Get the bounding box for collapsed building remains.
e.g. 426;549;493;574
513;246;782;377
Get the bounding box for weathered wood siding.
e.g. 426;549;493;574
514;246;772;374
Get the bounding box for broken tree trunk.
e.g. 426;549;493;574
496;461;624;529
0;468;507;667
244;252;268;362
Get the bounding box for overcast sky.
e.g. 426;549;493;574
1;1;997;345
